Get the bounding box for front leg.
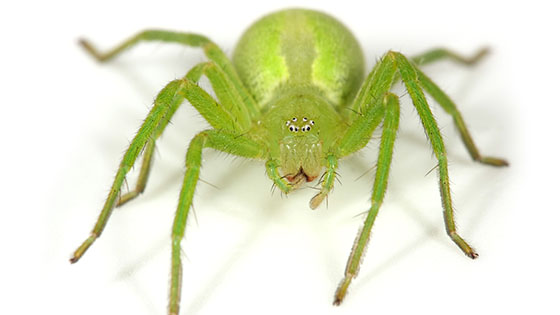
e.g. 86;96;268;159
118;59;258;206
335;93;400;305
70;71;239;263
70;79;190;263
169;130;263;315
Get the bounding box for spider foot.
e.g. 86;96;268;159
333;276;352;306
449;232;479;259
479;156;509;167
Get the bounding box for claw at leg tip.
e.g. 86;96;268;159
333;277;351;306
333;290;346;306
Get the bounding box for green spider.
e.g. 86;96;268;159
71;8;508;314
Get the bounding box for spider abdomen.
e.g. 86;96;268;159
232;8;365;108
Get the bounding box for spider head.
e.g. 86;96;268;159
279;115;323;184
263;90;341;185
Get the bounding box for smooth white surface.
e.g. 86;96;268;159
1;0;558;314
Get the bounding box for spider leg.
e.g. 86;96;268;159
116;60;255;206
311;55;398;208
413;65;508;166
70;69;245;263
411;47;489;66
391;51;478;258
334;51;492;304
186;61;253;130
80;30;259;117
406;48;508;166
115;137;156;206
169;129;263;315
342;53;397;149
346;53;395;123
334;93;400;305
330;54;400;304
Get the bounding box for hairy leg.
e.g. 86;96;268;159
80;30;259;117
341;53;397;152
116;59;256;206
334;93;400;304
79;31;262;206
314;54;397;209
347;54;395;123
413;65;508;166
169;129;263;315
115;137;156;206
406;48;508;166
70;68;243;263
329;55;398;303
333;50;500;304
391;51;478;258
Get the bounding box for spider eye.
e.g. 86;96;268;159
286;117;314;133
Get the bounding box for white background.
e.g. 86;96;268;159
1;0;558;314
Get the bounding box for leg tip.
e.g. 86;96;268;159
333;297;343;306
78;38;105;62
474;47;491;62
449;232;479;259
77;38;93;52
333;277;351;306
480;156;509;167
468;251;479;259
463;47;491;65
70;234;97;264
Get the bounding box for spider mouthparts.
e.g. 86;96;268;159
286;167;317;185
